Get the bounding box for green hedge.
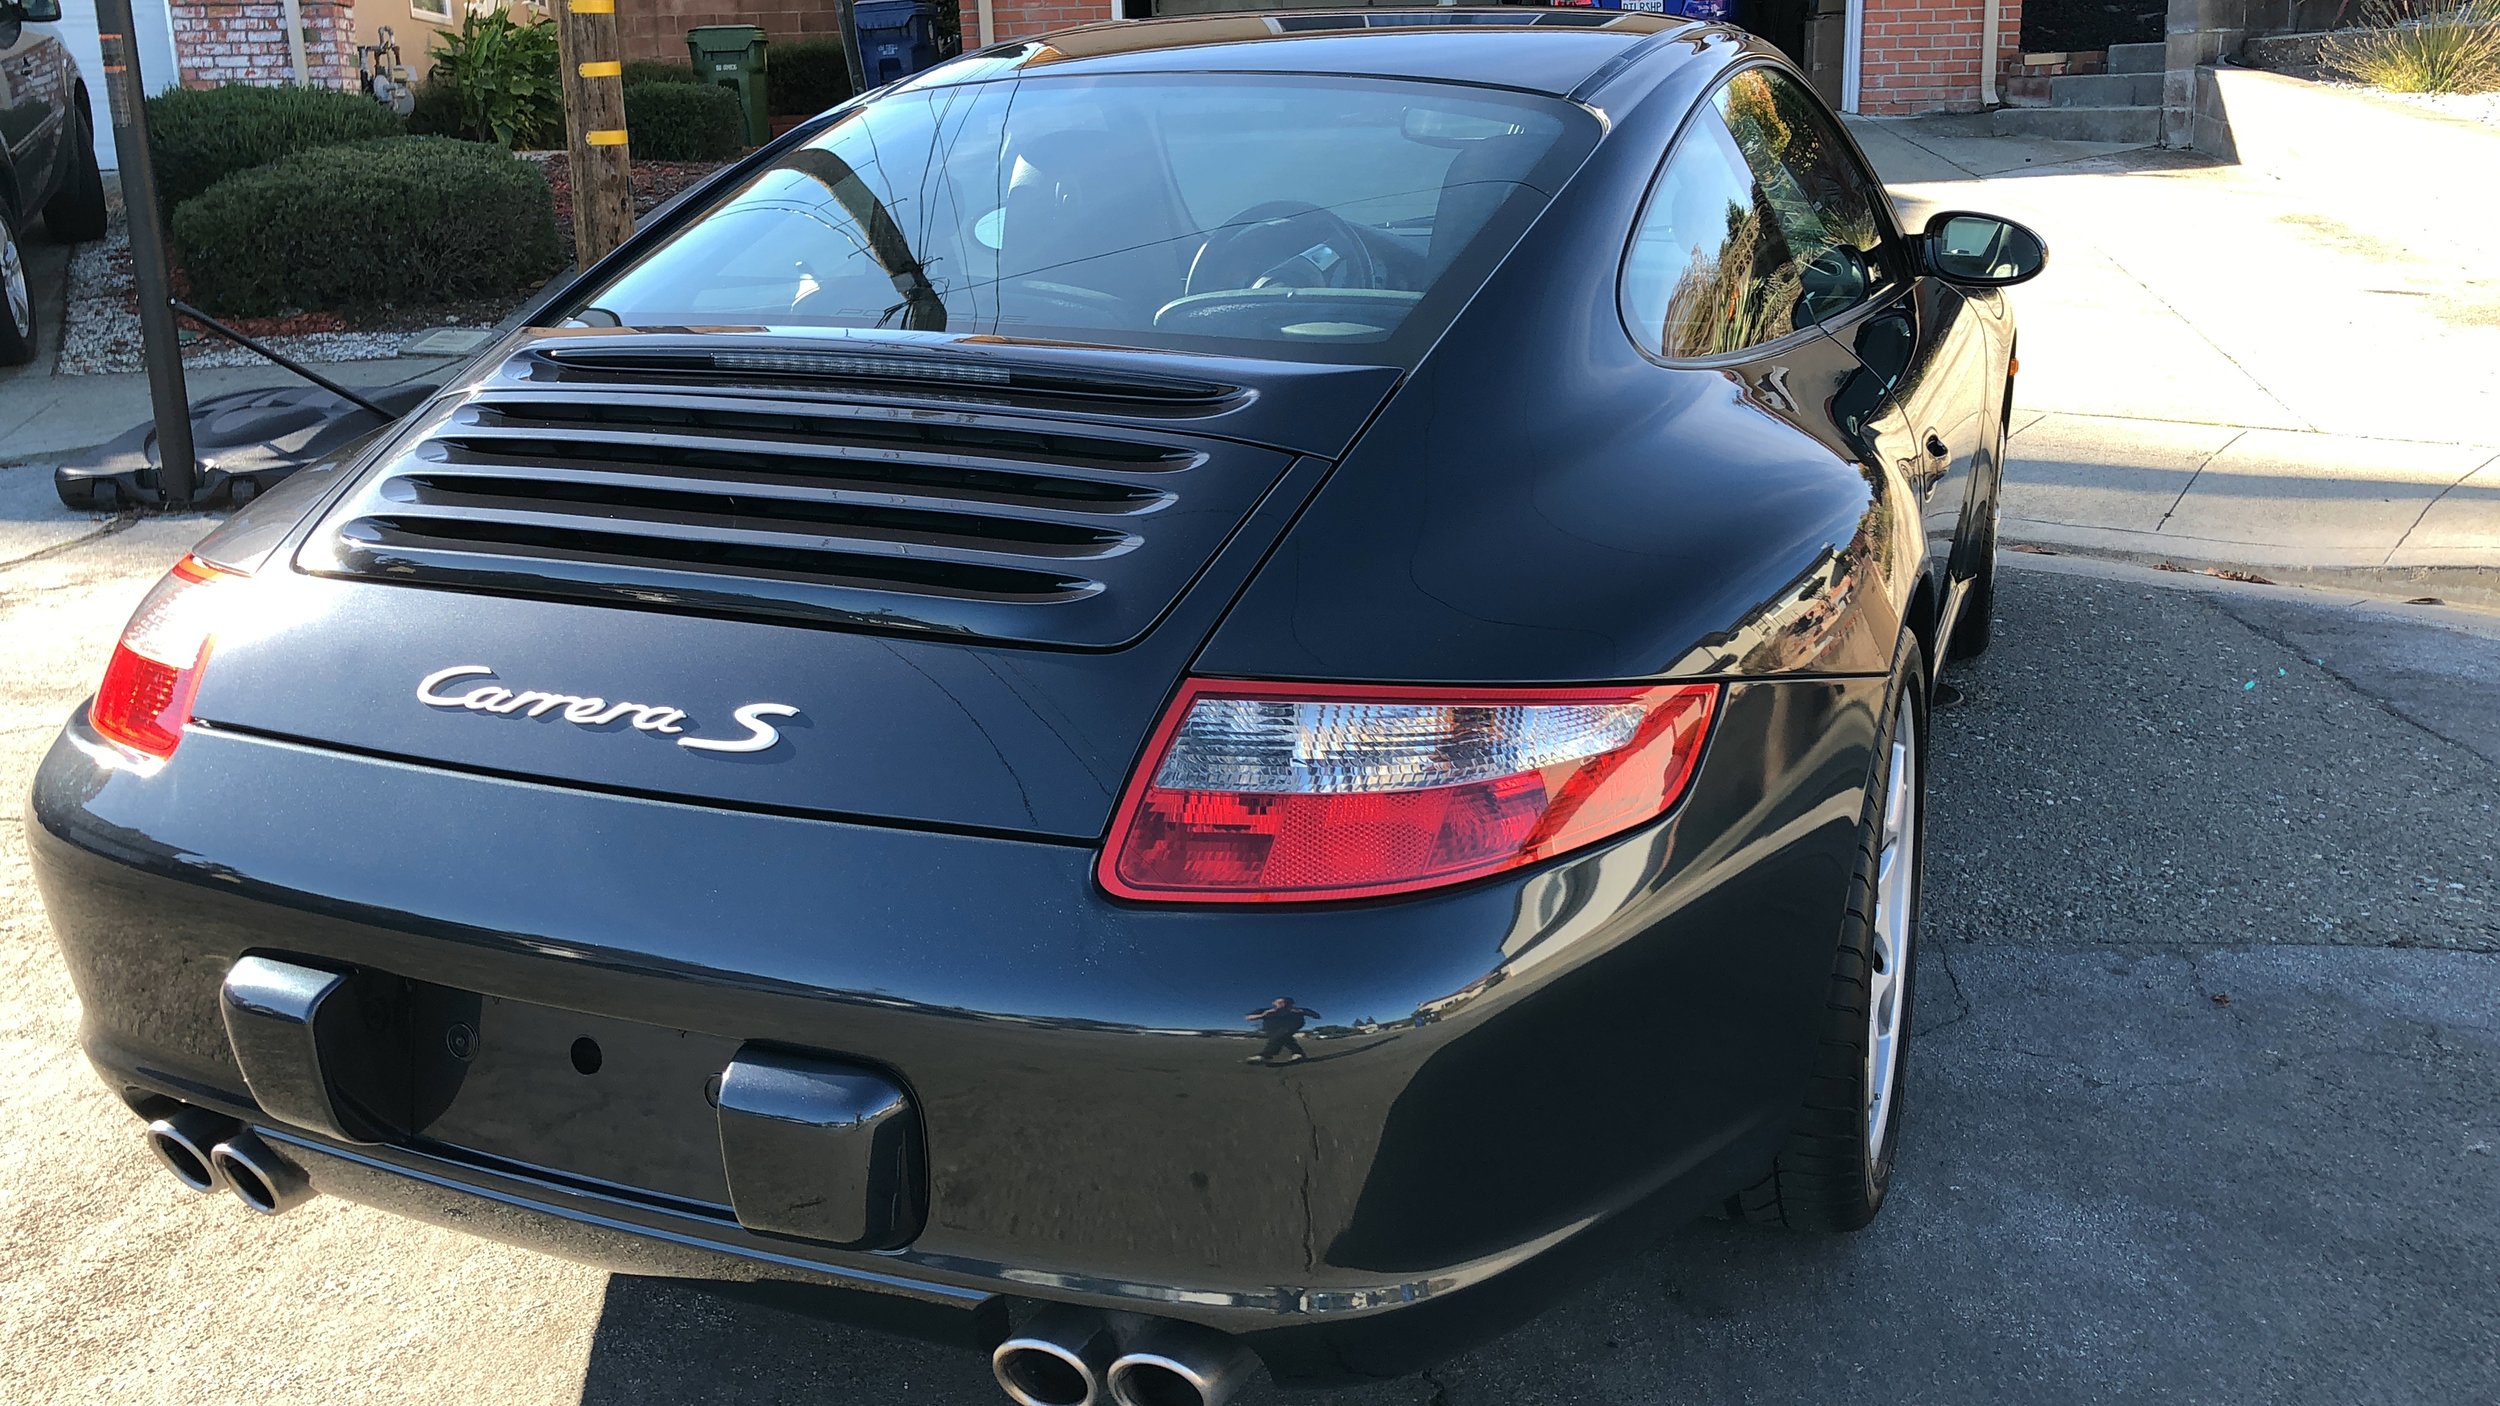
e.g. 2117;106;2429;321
622;59;704;85
622;81;746;161
146;84;403;211
174;137;560;316
404;76;465;138
768;38;854;117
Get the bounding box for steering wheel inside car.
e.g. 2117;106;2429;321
994;277;1134;328
1153;287;1422;341
1186;201;1383;298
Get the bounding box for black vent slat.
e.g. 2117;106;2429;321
339;518;1095;602
387;477;1138;560
473;397;1201;469
300;372;1297;648
426;433;1177;516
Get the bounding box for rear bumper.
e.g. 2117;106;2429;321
29;676;1881;1383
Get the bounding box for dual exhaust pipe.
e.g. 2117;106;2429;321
144;1105;314;1215
993;1306;1258;1406
150;1106;1243;1405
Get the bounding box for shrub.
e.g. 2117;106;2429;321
173;137;561;316
622;80;746;160
428;10;563;147
146;84;403;211
767;38;854;117
622;58;704;85
2322;0;2500;93
404;74;466;138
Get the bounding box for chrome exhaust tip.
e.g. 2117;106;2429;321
208;1132;314;1216
145;1107;241;1194
1106;1321;1259;1406
992;1305;1119;1406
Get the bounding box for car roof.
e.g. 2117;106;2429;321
919;8;1709;99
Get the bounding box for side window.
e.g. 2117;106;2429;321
1622;67;1894;359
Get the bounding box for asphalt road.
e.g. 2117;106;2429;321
2;524;2494;1405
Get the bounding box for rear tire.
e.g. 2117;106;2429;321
1727;636;1926;1231
0;203;38;367
43;106;111;244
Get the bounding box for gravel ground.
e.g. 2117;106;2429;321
0;545;2494;1405
2377;86;2500;128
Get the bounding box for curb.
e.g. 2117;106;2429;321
2003;523;2500;613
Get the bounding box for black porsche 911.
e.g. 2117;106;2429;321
30;11;2044;1403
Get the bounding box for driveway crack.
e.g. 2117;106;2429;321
0;514;135;574
2207;596;2500;773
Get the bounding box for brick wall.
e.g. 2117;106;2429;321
619;0;854;65
171;0;359;88
608;0;1100;65
982;0;1116;43
1855;0;2021;115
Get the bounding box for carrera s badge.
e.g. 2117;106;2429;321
416;666;799;754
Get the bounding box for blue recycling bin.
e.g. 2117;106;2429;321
851;0;941;87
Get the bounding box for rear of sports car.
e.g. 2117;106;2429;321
28;32;1894;1400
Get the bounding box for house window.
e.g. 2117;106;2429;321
409;0;456;23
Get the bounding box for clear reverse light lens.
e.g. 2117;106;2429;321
1103;680;1719;903
1154;698;1649;794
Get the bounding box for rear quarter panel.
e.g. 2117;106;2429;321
1199;33;1917;687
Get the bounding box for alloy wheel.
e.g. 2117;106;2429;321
1864;707;1918;1166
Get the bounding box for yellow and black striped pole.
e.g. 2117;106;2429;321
556;0;636;266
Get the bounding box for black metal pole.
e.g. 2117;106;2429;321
834;0;867;98
93;0;195;505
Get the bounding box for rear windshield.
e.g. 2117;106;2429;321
560;73;1593;365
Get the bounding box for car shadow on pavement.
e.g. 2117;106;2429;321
570;1212;1915;1406
578;1275;1009;1404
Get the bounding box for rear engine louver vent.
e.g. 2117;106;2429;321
298;389;1296;648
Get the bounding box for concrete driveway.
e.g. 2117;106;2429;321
3;520;2494;1403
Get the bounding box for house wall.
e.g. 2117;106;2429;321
354;0;470;81
1853;0;2022;115
169;0;359;87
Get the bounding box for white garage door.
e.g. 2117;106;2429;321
50;0;182;170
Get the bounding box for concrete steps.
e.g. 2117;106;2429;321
1993;105;2162;143
2053;71;2163;106
2107;41;2166;73
1995;41;2165;143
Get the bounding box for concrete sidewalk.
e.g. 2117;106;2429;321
1850;115;2500;605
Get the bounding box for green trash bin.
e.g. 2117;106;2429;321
686;24;771;148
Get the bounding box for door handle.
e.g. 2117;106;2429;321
1924;431;1950;458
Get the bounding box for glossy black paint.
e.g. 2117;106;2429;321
35;672;1877;1380
30;11;2014;1387
219;956;373;1144
0;5;78;229
1199;37;2012;685
716;1047;926;1250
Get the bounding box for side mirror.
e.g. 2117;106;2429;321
16;0;66;21
1921;211;2047;288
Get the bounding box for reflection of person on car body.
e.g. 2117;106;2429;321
1245;998;1321;1065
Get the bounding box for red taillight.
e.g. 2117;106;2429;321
1100;680;1719;903
91;555;243;761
